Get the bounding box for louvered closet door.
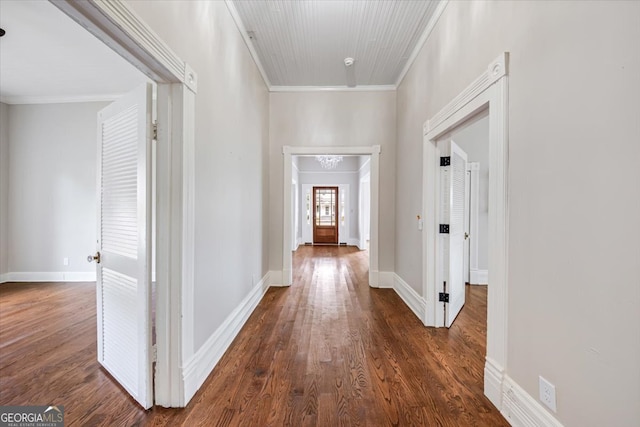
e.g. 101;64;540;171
440;140;468;327
96;83;153;409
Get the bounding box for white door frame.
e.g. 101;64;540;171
422;53;509;409
51;0;196;407
283;146;381;287
467;162;484;285
463;163;471;284
360;172;371;247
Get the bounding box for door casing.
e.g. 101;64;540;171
52;0;197;407
282;146;381;287
423;53;509;408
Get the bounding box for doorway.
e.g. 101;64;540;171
313;187;339;244
52;0;198;407
422;53;509;407
282;146;381;287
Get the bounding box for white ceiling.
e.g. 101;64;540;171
230;0;444;88
0;0;149;104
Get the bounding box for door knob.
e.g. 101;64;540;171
87;252;101;263
464;232;469;240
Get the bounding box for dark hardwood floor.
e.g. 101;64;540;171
0;246;508;426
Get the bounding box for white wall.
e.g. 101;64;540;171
451;114;489;271
269;91;396;273
126;1;270;354
396;1;640;425
0;103;9;277
3;102;106;280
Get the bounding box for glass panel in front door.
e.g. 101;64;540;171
315;188;336;226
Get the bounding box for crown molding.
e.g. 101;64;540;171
51;0;193;88
395;0;449;88
0;93;124;105
224;0;271;89
270;85;396;93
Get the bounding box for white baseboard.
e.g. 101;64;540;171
0;271;96;283
182;271;270;404
484;357;505;409
470;269;489;285
392;273;426;322
501;375;564;427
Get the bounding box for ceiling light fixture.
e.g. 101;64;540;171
0;28;5;37
316;155;344;170
344;57;356;87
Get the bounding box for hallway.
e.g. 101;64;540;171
0;246;507;426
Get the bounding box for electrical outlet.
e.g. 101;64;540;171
63;257;69;266
539;376;557;412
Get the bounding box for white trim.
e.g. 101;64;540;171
0;94;124;105
270;85;396;93
468;161;481;282
224;0;271;88
51;0;191;86
484;357;505;410
182;272;270;403
470;269;488;285
392;273;426;321
53;0;197;408
282;146;381;288
0;272;96;282
181;88;197;368
501;376;564;427
424;53;507;135
395;0;449;87
378;271;395;289
423;53;509;411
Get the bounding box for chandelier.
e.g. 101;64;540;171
315;155;343;169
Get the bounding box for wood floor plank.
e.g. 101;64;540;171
0;246;508;426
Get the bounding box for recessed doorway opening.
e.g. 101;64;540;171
282;146;381;287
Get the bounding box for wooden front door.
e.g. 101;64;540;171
313;187;338;244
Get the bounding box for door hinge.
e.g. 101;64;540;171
440;280;449;303
440;156;451;166
152;344;157;362
152;121;158;141
439;224;450;234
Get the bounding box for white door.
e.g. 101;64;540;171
440;139;468;327
92;83;153;409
